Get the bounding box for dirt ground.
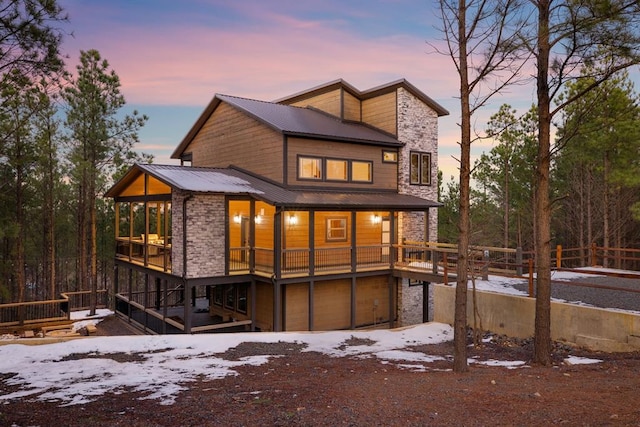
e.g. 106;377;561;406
2;316;640;426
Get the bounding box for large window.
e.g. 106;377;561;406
410;152;431;185
297;155;373;183
298;156;322;180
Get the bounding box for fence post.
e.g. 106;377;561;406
482;250;489;280
443;253;449;286
556;244;562;269
516;247;523;276
528;258;534;297
591;242;597;267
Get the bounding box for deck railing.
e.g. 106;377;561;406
0;290;108;328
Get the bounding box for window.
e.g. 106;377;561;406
382;150;398;163
351;161;372;182
213;286;223;306
224;284;235;310
326;217;347;241
297;154;374;183
237;284;248;314
298;156;322;180
326;159;348;181
410;152;431;185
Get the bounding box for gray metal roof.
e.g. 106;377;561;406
136;164;263;194
216;94;401;145
110;164;441;210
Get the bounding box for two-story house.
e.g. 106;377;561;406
106;79;449;334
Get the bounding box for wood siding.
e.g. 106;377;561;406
289;89;341;118
343;91;361;121
284;283;309;331
362;92;397;136
313;279;351;330
185;103;284;183
255;281;273;331
286;137;398;190
355;276;390;326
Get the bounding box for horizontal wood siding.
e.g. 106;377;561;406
185;103;284;183
286;137;397;190
255;202;275;249
313;279;351;330
284;283;309;331
355;212;383;245
362;92;397;136
355;276;390;327
343;91;361;121
289;89;341;118
255;281;273;331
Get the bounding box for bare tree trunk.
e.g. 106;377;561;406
533;0;553;366
453;0;471;374
602;152;609;268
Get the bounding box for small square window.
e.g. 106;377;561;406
326;217;347;242
326;159;348;181
351;161;372;182
298;156;322;180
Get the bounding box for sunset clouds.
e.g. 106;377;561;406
56;0;533;171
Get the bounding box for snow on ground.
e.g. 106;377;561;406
1;271;616;407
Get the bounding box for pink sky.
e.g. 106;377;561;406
56;0;557;178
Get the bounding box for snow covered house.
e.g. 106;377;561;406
106;79;449;333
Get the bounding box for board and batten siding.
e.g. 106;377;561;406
286;137;397;190
288;88;342;118
362;92;397;136
185;103;284;183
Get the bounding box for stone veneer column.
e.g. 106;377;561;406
172;190;226;278
396;87;440;326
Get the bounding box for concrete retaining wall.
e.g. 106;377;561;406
433;284;640;352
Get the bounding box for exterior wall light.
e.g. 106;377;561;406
288;214;298;225
233;214;242;224
371;214;382;224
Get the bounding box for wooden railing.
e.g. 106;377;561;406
0;290;108;328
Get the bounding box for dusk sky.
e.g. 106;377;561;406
55;0;610;181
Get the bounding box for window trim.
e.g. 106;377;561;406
297;155;323;181
382;150;398;163
325;157;349;182
410;151;431;186
326;217;348;242
351;160;373;183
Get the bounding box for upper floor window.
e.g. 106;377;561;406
298;156;322;180
351;161;372;182
410;152;431;185
326;159;348;181
382;150;398;163
297;155;373;184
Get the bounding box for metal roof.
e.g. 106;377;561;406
107;164;441;210
216;94;401;145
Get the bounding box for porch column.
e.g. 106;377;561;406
183;279;192;333
351;211;357;272
390;211;397;268
273;279;282;332
309;210;315;275
249;201;256;273
250;278;256;331
388;274;395;328
350;277;356;329
308;280;314;331
162;279;168;334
